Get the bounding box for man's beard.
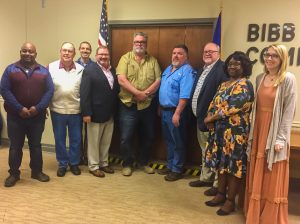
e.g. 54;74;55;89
133;46;145;55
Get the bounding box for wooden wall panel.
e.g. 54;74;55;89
157;26;186;70
185;25;213;69
110;24;213;165
111;27;135;68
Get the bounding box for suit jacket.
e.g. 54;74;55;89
191;59;228;132
80;62;119;123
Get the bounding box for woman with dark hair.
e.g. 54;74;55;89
244;44;297;224
204;51;254;215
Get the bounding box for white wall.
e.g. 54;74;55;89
0;0;299;145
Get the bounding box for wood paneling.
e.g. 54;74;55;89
185;25;213;69
110;24;213;165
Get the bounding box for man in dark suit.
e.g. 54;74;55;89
189;42;228;195
80;46;119;178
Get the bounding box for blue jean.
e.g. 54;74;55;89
119;101;156;167
51;111;81;168
161;109;188;173
7;114;45;176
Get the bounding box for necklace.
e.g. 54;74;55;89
268;74;276;81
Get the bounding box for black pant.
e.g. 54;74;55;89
7;114;45;176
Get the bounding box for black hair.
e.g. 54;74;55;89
174;44;189;55
224;51;253;78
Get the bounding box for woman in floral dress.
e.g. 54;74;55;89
204;51;254;216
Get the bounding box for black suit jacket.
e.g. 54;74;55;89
80;62;119;123
191;59;228;132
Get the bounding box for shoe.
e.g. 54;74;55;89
122;167;133;176
89;169;105;178
4;175;20;187
189;180;213;187
204;186;218;196
143;166;155;174
205;192;226;207
57;167;67;177
216;199;235;216
164;172;183;181
31;172;50;182
100;166;114;174
70;165;81;175
157;167;171;175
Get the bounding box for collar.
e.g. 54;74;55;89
59;60;76;71
15;60;39;71
97;61;111;71
203;59;219;71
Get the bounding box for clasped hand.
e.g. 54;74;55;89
19;106;38;118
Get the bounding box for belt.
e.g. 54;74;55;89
160;106;176;111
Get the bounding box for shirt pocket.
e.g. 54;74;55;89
170;74;181;92
144;65;155;83
127;64;138;81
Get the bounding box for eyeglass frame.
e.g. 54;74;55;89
203;50;219;55
263;52;280;60
133;40;147;45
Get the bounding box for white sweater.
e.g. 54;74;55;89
49;60;84;114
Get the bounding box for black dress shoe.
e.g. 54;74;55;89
157;167;171;175
164;172;183;181
216;199;235;216
70;165;81;175
4;175;20;187
204;186;218;196
189;180;213;187
57;167;67;177
31;172;50;182
205;192;226;207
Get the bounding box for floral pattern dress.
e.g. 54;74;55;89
205;78;254;178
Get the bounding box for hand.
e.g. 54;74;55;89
206;122;214;130
29;106;38;117
45;109;49;119
83;116;91;123
133;90;148;102
172;113;180;127
274;143;284;152
19;107;30;118
204;115;212;125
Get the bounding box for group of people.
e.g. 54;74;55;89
0;31;296;223
186;43;296;223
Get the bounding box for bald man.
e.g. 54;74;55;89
1;42;54;187
48;42;84;177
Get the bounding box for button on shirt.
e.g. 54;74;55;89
116;51;161;110
191;60;218;116
98;62;114;89
159;63;195;107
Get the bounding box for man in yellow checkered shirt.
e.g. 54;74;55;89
116;32;161;177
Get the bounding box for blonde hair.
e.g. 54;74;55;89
264;44;288;86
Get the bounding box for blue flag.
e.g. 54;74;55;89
213;13;221;47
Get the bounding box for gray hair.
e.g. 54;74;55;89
133;32;148;42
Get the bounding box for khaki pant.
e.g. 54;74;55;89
87;118;114;171
197;128;218;188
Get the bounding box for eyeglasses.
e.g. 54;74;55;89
228;62;241;68
263;53;280;59
97;53;109;56
133;41;146;45
203;50;218;55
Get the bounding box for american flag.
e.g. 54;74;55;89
98;0;109;47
